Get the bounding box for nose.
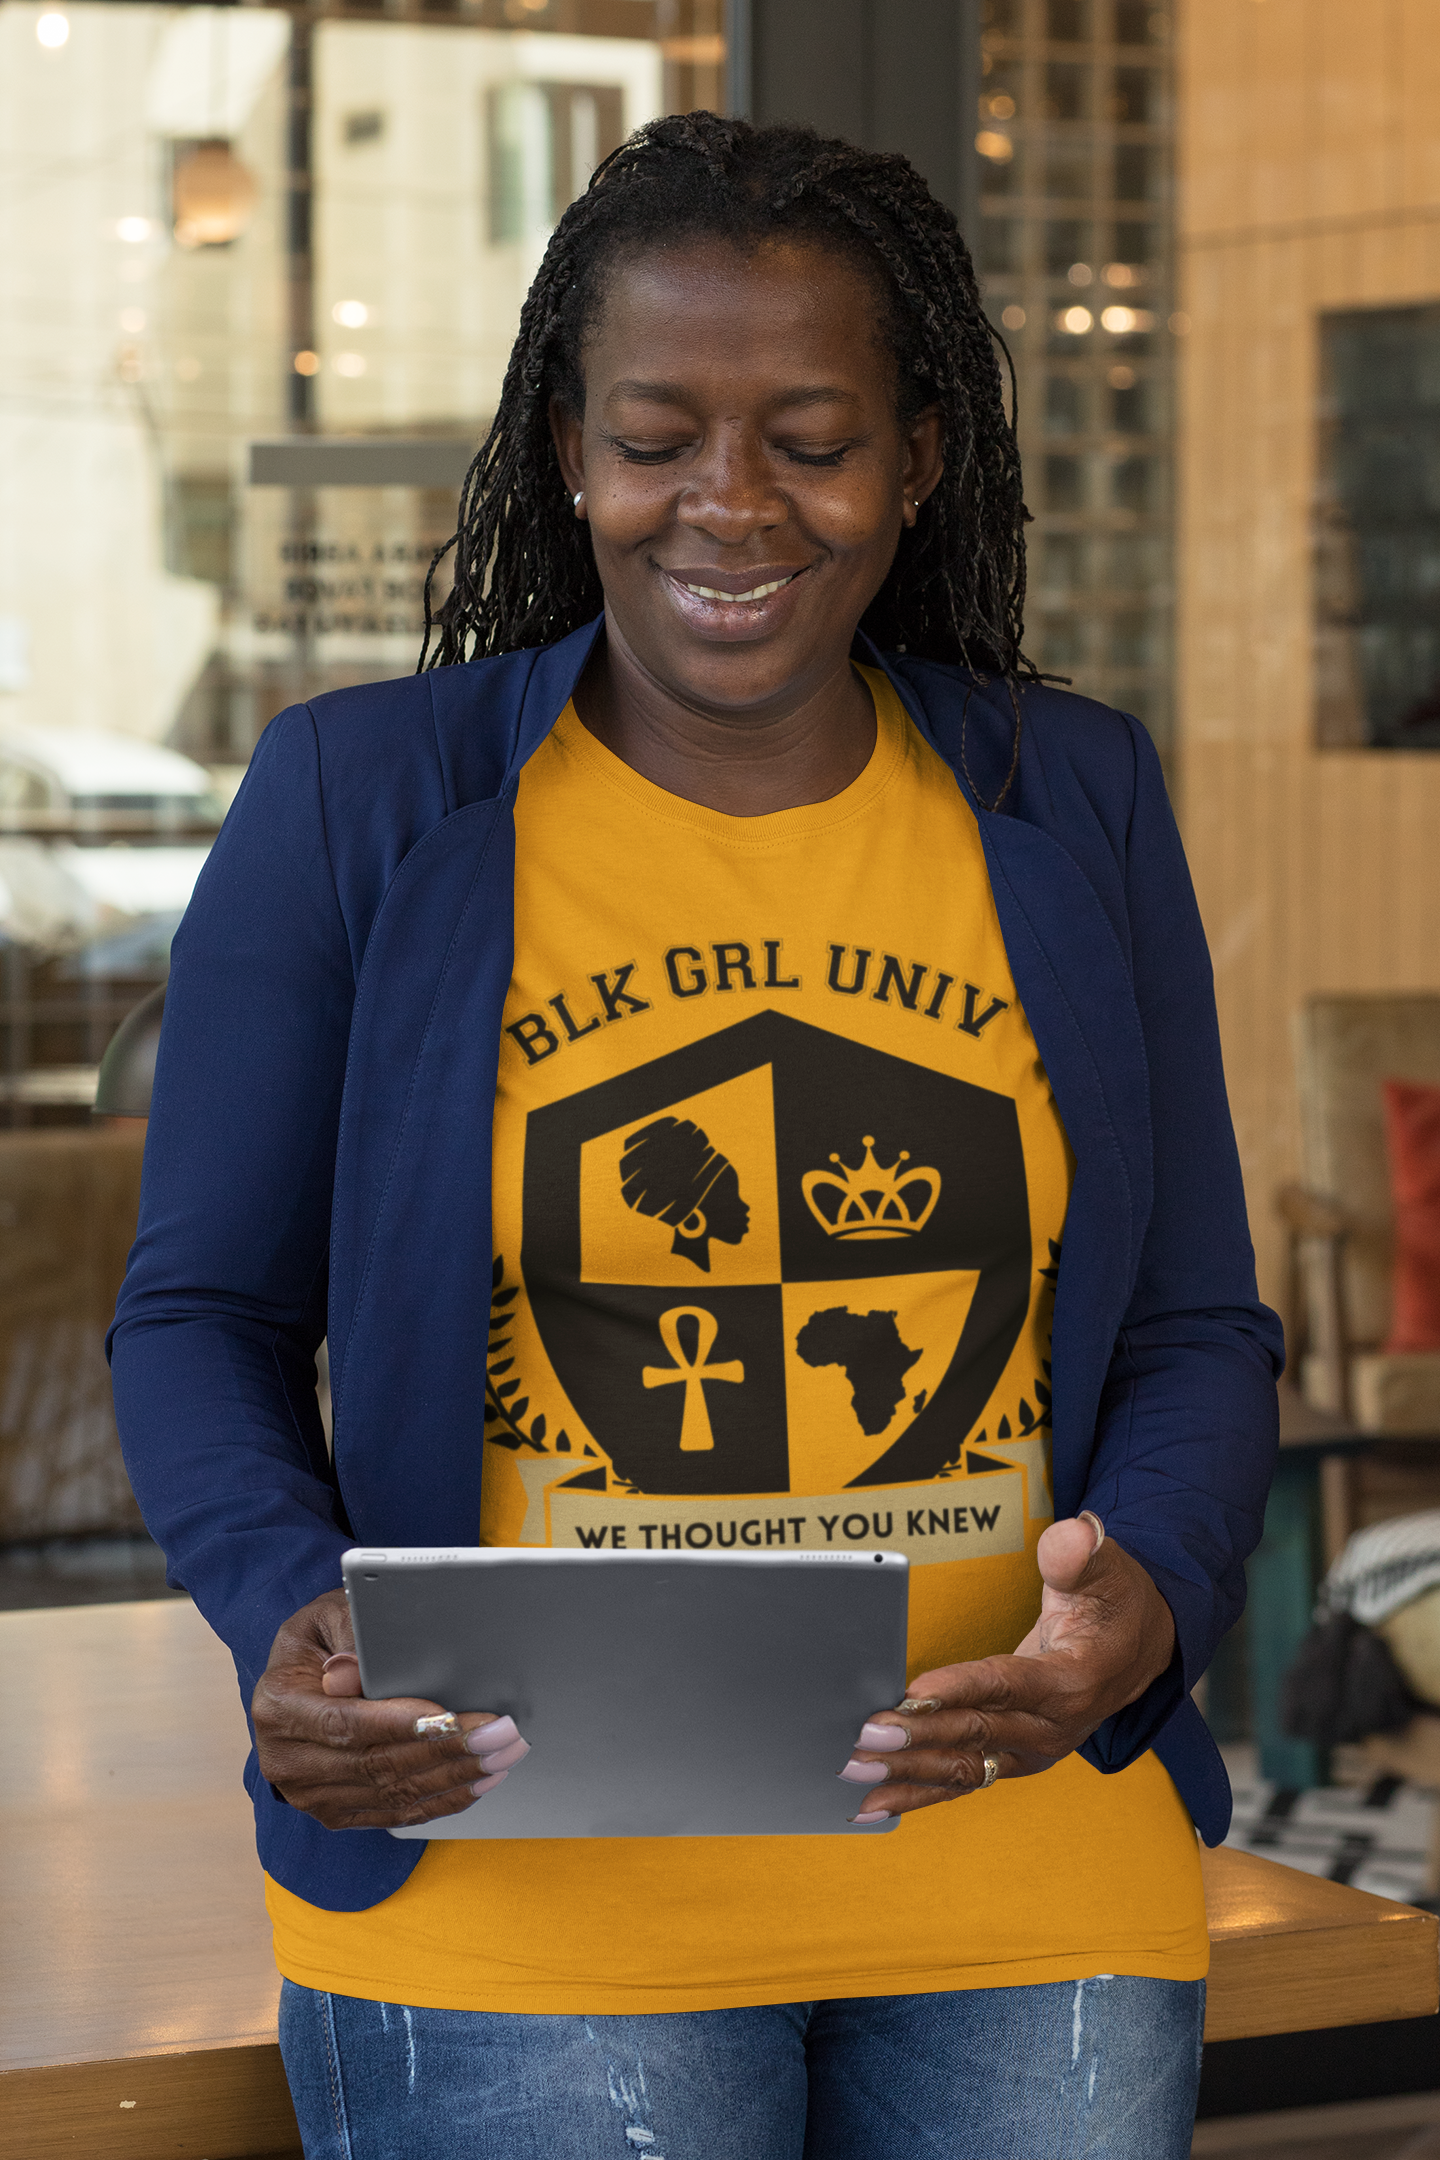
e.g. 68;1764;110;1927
676;424;789;544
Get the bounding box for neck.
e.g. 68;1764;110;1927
572;614;877;817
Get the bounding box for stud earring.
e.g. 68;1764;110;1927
573;490;585;511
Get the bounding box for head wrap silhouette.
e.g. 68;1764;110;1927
619;1116;750;1272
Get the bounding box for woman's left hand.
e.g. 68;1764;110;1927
841;1514;1177;1817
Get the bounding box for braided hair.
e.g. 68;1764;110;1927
420;111;1033;682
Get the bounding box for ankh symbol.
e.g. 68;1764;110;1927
641;1305;744;1453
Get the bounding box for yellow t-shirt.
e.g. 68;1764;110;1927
267;669;1207;2012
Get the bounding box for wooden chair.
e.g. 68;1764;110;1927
0;1126;147;1539
1281;993;1440;1434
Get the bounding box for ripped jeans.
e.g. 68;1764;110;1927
278;1974;1205;2158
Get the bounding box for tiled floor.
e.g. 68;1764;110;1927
1222;1744;1436;1908
1193;2093;1440;2156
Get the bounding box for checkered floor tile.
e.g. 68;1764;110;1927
1221;1745;1436;1905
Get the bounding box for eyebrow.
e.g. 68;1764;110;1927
605;379;860;411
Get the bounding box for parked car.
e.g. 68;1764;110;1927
0;724;221;960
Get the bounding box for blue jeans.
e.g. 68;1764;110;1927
278;1974;1205;2158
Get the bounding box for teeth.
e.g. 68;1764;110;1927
681;576;795;604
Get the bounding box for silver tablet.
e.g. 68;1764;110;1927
343;1545;909;1839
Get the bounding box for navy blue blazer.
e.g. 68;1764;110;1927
109;616;1283;1912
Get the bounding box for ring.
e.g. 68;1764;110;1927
980;1754;999;1789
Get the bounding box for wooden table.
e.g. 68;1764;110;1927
2;1602;1436;2160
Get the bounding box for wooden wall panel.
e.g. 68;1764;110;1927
1177;0;1440;1315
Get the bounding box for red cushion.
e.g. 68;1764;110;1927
1383;1078;1440;1352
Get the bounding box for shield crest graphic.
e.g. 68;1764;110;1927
521;1011;1031;1496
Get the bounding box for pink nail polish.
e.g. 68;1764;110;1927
839;1758;889;1785
852;1808;890;1824
465;1716;519;1757
857;1721;907;1751
469;1769;509;1798
473;1736;530;1775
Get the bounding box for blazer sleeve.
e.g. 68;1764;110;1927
108;705;359;1695
1077;716;1284;1770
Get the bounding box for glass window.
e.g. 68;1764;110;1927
1315;302;1440;747
971;0;1173;752
1045;453;1088;510
1045;374;1086;435
980;217;1021;275
1045;217;1092;273
1043;61;1087;121
1114;142;1158;203
0;0;719;1580
1043;142;1093;200
1046;0;1088;40
1114;1;1163;43
1111;65;1158;123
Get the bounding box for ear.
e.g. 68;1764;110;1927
901;404;945;521
549;395;585;501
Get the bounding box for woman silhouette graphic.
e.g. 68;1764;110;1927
618;1116;751;1272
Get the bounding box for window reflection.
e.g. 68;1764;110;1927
979;0;1173;747
0;0;710;1123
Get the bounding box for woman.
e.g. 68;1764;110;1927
111;115;1281;2157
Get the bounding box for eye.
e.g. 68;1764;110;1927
604;433;688;465
782;445;851;468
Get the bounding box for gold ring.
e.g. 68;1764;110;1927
980;1754;999;1789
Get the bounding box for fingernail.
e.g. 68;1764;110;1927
840;1758;890;1785
465;1716;519;1756
414;1712;460;1737
469;1769;509;1798
857;1721;908;1751
897;1697;942;1714
1080;1510;1106;1551
322;1652;357;1671
851;1808;890;1824
473;1736;530;1774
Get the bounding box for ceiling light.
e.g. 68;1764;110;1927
1001;304;1026;330
1058;306;1093;334
117;216;152;245
293;350;321;377
332;352;366;378
1102;262;1139;288
172;142;258;249
1067;263;1093;287
118;308;146;334
332;300;369;329
975;130;1014;163
36;12;68;47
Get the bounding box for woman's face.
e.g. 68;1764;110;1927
550;237;943;721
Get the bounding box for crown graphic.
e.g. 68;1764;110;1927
801;1135;941;1241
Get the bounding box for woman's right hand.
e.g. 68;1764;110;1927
251;1587;528;1830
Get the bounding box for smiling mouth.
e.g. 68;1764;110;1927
674;572;803;605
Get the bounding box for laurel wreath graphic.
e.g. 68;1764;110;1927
484;1252;572;1455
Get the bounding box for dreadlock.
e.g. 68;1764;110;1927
419;111;1034;685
